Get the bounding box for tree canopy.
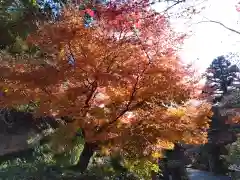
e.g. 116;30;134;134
0;6;212;162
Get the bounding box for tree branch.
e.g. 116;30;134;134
95;75;139;134
84;80;98;108
195;19;240;35
160;0;186;14
136;0;185;21
94;27;154;134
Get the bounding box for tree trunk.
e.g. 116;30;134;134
165;143;189;180
209;145;228;175
151;170;157;180
74;142;97;173
158;157;170;180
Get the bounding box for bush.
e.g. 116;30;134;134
0;136;84;180
224;137;240;179
0;136;144;180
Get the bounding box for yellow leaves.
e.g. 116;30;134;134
3;87;8;93
58;48;65;60
151;151;162;159
124;158;160;179
167;107;185;118
134;100;212;148
155;139;175;150
100;146;111;156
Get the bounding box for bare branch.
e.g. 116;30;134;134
160;0;186;14
194;19;240;35
96;75;140;134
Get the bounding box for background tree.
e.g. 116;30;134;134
201;55;240;174
224;136;240;180
0;0;63;53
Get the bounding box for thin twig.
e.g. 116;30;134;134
194;19;240;35
160;0;186;14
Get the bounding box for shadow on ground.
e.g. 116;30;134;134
187;168;231;180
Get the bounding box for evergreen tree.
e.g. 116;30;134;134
203;55;240;174
205;55;240;103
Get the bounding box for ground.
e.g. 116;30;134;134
187;168;231;180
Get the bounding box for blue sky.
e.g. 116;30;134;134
155;0;240;73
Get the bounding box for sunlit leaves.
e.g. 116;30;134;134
0;7;212;162
124;158;160;179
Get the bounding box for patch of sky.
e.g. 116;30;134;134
37;0;62;18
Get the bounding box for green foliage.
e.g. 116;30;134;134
8;36;30;54
0;131;142;180
53;136;85;167
124;158;160;180
224;137;240;179
225;138;240;165
0;135;85;179
86;154;140;180
0;0;48;53
16;101;40;113
0;145;55;180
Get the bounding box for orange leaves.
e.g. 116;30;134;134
163;102;212;144
230;115;240;124
107;100;212;158
0;7;212;159
104;10;142;31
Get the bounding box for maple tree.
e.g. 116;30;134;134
0;6;212;172
64;0;200;28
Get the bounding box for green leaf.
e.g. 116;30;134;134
31;0;37;6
